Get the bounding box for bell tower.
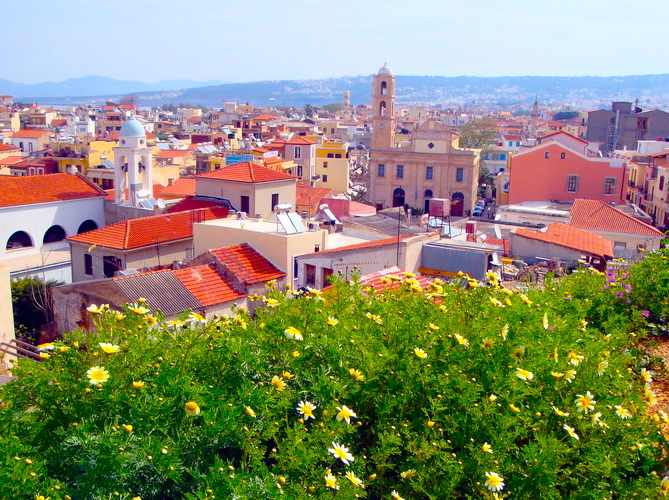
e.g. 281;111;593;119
371;64;395;150
113;116;153;206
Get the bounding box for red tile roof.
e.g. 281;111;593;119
0;143;20;151
570;199;664;237
210;243;285;285
67;207;228;250
197;162;296;183
156;149;192;159
306;235;411;256
165;197;230;214
173;263;244;306
285;136;315;145
0;173;106;208
51;119;67;127
515;222;614;258
646;150;669;158
359;266;434;292
538;130;587;144
12;129;49;138
253;114;278;121
0;155;23;166
159;177;196;198
485;237;510;256
296;184;332;210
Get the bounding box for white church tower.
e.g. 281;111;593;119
113;116;153;206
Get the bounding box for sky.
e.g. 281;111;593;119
3;0;669;84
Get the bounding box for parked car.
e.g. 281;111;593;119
472;206;484;216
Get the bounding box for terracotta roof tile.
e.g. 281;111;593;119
0;155;23;166
156;149;192;159
0;173;105;208
12;129;49;138
305;235;410;256
0;143;20;151
159;177;196;197
66;207;228;250
359;266;434;292
253;114;278;121
114;269;202;315
173;263;244;306
515;222;614;258
296;185;332;210
164;197;230;214
210;243;285;285
285;136;315;145
197;162;296;183
570;199;664;237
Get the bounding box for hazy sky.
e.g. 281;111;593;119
4;0;668;83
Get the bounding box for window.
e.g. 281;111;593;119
84;254;93;276
28;143;33;152
456;168;464;182
614;242;626;250
103;256;122;278
560;152;566;159
660;176;665;191
508;141;513;147
19;142;24;151
297;165;303;177
396;164;404;179
604;177;616;195
426;166;433;180
567;175;579;193
377;164;385;177
322;268;334;288
305;264;316;287
323;161;328;168
294;146;301;159
6;230;32;250
381;81;387;95
322;175;328;182
335;153;342;158
240;195;250;213
499;153;506;160
327;153;334;158
544;152;550;159
271;193;279;211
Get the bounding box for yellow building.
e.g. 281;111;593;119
314;141;350;193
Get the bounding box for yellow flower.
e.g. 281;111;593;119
185;401;201;416
145;315;157;327
579;319;588;331
282;371;294;380
575;391;596;414
324;471;339;490
501;324;509;340
290;350;300;358
552;348;559;363
129;306;150;315
454;334;469;347
563;424;579;440
365;312;382;324
487;394;498;402
271;376;286;391
482;338;494;349
516;368;533;381
661;477;669;496
391;490;405;500
509;403;521;413
349;368;364;381
542;313;549;330
326;317;338;326
58;346;70;353
263;297;279;307
284;326;303;341
87;366;109;385
297;400;316;420
245;406;256;417
519;294;532;305
564;370;576;383
345;471;364;488
414;347;428;359
265;279;277;287
236;317;247;329
597;360;608;376
489;297;504;307
486;271;499;286
615;405;632;419
428;323;440;331
336;405;357;424
551;371;564;379
568;351;584;366
87;304;104;314
132;381;145;390
481;442;493;454
329;442;354;465
39;353;50;359
123;424;133;433
99;343;120;354
552;406;570;417
427;420;435;427
485;472;505;492
248;294;260;301
641;368;652;384
400;469;416;479
115;312;126;321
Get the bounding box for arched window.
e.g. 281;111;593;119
327;153;334;158
43;225;66;244
77;220;98;234
450;192;465;217
425;189;434;198
381;81;387;96
380;101;387;117
392;187;405;208
7;231;33;250
660;176;665;191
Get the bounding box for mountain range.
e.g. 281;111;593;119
0;76;230;98
6;74;669;110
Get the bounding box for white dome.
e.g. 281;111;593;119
119;117;146;138
378;64;393;77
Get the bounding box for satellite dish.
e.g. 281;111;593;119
156;198;166;209
136;190;151;199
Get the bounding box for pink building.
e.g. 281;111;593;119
508;132;628;204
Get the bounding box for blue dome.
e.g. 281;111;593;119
119;117;146;138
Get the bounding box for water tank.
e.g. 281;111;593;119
429;198;450;217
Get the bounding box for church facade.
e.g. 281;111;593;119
367;65;479;216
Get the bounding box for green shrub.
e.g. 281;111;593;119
1;263;668;499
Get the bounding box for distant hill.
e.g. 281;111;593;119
0;76;230;98
13;74;669;110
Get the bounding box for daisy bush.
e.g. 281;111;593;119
1;253;669;499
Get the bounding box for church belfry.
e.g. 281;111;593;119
371;64;395;150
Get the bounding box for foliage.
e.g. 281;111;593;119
322;103;345;113
626;249;669;330
10;277;62;344
457;118;497;149
553;111;580;121
304;104;318;118
1;260;668;499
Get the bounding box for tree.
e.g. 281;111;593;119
322;103;344;113
457;118;497;149
553;111;579;121
303;104;317;118
119;94;138;107
11;277;62;344
478;164;496;198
